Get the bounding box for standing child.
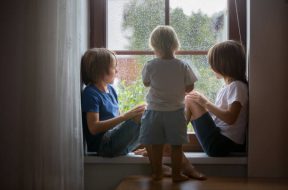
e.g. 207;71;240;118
140;25;198;182
185;40;248;157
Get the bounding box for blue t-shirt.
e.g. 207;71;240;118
81;84;119;152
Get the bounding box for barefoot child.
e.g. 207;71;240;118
140;25;197;182
185;40;248;156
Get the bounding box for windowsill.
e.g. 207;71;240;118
84;152;247;165
84;132;247;165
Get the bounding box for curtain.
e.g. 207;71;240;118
0;0;88;189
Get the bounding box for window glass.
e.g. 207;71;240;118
170;0;227;50
108;0;165;50
113;55;151;112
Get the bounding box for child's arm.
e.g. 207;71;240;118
187;91;242;125
184;64;197;93
86;105;145;135
142;63;150;87
205;101;242;125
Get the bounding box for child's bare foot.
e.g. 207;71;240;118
172;173;189;183
133;148;148;156
182;165;207;180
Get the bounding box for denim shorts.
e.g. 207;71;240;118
139;108;188;145
97;119;140;157
191;112;245;156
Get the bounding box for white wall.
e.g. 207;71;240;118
248;0;288;177
0;0;88;189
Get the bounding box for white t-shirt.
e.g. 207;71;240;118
211;81;248;144
142;58;197;111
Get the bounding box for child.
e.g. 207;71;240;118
81;48;145;157
185;40;248;156
139;25;198;182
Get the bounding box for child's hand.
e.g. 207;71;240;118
186;91;209;107
123;104;146;120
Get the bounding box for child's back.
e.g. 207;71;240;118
143;57;197;111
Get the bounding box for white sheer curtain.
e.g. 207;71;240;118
0;0;88;189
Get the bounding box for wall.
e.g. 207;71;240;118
0;0;88;189
247;0;288;177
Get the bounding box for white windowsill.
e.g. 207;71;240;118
84;152;247;165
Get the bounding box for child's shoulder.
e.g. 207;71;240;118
83;84;98;95
171;58;189;66
147;58;189;69
83;84;94;93
147;58;161;64
230;80;247;87
228;81;248;92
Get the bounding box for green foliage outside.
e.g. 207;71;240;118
116;0;225;130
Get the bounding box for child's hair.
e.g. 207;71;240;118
149;25;180;57
81;48;116;85
208;40;247;84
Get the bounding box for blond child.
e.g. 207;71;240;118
139;25;197;182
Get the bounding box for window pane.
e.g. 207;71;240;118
108;0;165;50
113;55;151;112
170;0;228;50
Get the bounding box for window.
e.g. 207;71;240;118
90;0;246;133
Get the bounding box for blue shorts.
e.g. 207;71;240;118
192;112;245;156
97;120;140;157
139;109;188;145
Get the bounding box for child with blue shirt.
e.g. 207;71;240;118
81;48;145;157
140;25;198;182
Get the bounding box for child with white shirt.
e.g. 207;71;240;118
185;40;248;156
139;25;198;182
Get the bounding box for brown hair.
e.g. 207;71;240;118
149;25;180;58
81;48;116;85
208;40;247;83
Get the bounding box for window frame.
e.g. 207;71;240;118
89;0;247;151
90;0;246;51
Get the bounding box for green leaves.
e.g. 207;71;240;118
117;78;147;113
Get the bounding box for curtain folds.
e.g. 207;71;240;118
0;0;88;189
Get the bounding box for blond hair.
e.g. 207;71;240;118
81;48;116;85
149;25;180;57
208;40;247;83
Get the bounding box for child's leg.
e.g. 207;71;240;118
98;120;140;157
151;144;164;180
171;145;189;182
185;99;207;121
135;145;172;177
162;144;206;180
